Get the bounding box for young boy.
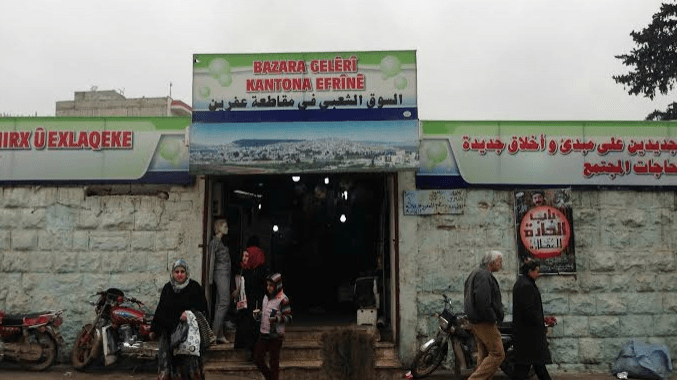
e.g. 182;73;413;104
253;273;292;380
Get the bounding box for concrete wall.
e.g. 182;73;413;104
0;181;205;359
398;171;677;373
56;98;170;117
56;91;171;117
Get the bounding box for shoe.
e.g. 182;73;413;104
217;336;229;344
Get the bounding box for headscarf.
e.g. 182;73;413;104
170;259;190;292
242;245;266;270
266;273;283;296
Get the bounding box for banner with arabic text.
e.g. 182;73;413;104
419;121;677;186
192;51;417;123
514;188;576;274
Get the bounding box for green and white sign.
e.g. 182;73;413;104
192;51;417;123
0;117;192;183
420;120;677;186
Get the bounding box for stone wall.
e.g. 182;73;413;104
0;181;205;360
398;171;677;373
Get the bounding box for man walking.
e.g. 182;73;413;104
464;250;505;379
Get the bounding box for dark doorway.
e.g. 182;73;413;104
211;173;391;325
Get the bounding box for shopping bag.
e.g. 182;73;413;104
174;311;201;356
236;275;248;310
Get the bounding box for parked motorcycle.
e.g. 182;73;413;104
71;288;157;370
409;294;555;379
0;309;64;371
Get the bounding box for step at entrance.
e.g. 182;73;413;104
204;325;404;379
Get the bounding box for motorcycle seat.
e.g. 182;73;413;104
2;312;47;326
498;321;514;334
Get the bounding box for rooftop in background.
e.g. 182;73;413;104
56;89;192;117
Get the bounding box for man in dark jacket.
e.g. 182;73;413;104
463;250;505;380
512;259;552;380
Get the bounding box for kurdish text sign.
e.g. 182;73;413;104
0;117;191;183
192;51;417;123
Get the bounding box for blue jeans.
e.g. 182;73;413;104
211;269;231;337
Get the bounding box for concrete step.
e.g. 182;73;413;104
204;361;406;380
205;325;405;378
206;340;323;362
206;340;399;365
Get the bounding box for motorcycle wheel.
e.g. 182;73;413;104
500;344;537;380
18;330;57;371
71;324;100;370
410;341;448;379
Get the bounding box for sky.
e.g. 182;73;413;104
0;0;674;120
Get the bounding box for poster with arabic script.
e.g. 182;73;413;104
514;188;576;274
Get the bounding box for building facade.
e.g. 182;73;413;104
56;89;191;117
0;59;675;373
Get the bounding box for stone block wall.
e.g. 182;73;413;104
0;181;205;360
398;171;677;373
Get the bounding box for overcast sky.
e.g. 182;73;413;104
0;0;673;120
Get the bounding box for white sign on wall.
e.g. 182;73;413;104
403;189;466;215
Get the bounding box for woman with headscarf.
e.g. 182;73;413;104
233;235;270;360
151;259;209;380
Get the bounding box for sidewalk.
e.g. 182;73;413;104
0;366;261;380
1;366;674;380
424;369;677;380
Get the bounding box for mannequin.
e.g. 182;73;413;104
207;218;232;343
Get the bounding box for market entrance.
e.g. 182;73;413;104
207;173;394;329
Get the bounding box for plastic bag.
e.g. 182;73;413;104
235;275;248;311
170;320;188;348
174;311;201;356
612;340;673;380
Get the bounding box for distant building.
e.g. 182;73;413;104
56;89;191;117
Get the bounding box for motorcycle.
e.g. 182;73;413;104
0;309;64;371
71;288;157;370
409;294;555;379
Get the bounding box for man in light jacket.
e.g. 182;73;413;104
463;250;505;380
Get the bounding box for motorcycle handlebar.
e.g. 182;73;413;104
126;297;144;306
91;290;145;306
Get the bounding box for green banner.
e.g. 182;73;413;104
420;120;677;186
0;117;191;183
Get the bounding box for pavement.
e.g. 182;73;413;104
0;365;261;380
1;365;675;380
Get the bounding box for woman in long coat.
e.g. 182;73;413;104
151;259;209;380
233;236;270;360
512;259;552;380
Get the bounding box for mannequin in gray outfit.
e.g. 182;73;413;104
208;218;232;343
